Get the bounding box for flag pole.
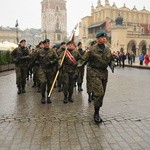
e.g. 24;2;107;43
48;24;78;98
48;50;66;97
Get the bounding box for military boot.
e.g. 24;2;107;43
94;107;103;124
17;85;21;94
58;87;62;92
80;83;83;91
68;93;74;102
63;94;68;104
47;96;52;104
22;85;26;93
91;93;95;100
88;93;92;103
78;83;81;91
32;83;36;87
41;94;46;104
37;87;40;93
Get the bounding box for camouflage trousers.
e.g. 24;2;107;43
77;66;85;84
15;66;28;86
38;68;55;97
62;72;75;95
90;76;107;108
33;66;40;87
57;69;63;88
86;66;93;93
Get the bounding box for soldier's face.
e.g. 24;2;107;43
20;42;26;47
67;43;73;49
97;37;107;44
61;44;66;49
44;42;50;48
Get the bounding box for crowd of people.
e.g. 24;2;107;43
111;50;150;68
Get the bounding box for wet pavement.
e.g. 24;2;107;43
0;67;150;150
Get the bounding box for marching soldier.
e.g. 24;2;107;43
77;42;85;91
30;39;58;104
32;41;44;92
57;42;66;92
59;41;81;103
11;39;30;94
78;32;113;123
86;40;97;102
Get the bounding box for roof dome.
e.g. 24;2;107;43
119;3;130;11
140;6;149;13
132;6;138;12
112;2;117;9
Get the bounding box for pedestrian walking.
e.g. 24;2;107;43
144;54;149;66
139;53;144;65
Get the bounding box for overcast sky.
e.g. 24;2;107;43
0;0;149;35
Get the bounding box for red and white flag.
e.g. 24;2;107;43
66;50;77;64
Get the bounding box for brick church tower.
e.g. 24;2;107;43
41;0;67;44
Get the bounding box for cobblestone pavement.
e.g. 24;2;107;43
0;67;150;150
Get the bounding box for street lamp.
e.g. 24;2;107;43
44;30;47;39
15;20;19;44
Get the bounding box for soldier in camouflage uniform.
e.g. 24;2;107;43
59;41;81;103
77;42;85;92
86;40;97;102
57;42;66;92
11;39;30;94
31;39;58;104
32;41;44;93
78;32;112;123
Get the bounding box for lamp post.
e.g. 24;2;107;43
44;30;47;39
15;20;19;44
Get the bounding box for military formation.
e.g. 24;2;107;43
11;31;114;124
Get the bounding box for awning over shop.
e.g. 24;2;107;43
88;21;105;29
0;41;18;51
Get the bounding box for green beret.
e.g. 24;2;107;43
43;39;50;43
90;40;97;46
20;39;26;43
96;31;107;38
77;42;82;46
66;41;73;45
53;44;60;49
38;41;44;46
60;42;66;46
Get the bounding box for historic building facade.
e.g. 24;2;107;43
0;27;22;44
41;0;67;44
22;28;42;47
79;0;150;55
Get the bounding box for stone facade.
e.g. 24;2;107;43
79;0;150;55
0;27;22;44
41;0;67;44
21;29;42;47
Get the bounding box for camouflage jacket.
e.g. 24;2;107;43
78;43;112;78
31;48;58;70
11;46;30;67
59;49;81;73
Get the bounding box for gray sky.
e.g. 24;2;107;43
0;0;149;35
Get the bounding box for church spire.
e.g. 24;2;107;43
91;2;94;13
105;0;110;6
97;0;101;6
